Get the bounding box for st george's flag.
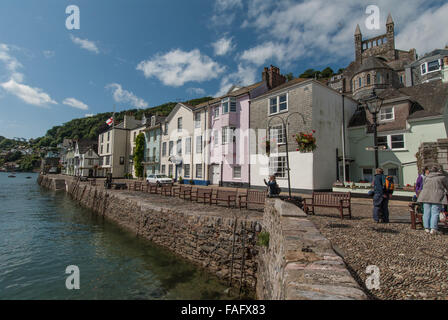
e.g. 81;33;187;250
106;117;114;126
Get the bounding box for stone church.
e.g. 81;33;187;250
329;14;417;100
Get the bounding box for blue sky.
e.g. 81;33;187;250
1;0;447;139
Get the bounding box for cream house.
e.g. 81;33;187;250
73;140;99;177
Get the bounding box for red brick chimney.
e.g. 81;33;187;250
262;65;286;89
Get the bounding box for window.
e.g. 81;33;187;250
390;134;404;149
358;77;362;88
269;94;288;115
194;113;201;128
269;156;287;178
362;168;373;182
377;73;382;84
153;147;157;159
230;97;237;112
101;134;104;143
105;156;110;165
196;136;203;153
213;106;219;118
421;60;442;75
233;166;241;179
377;136;388;149
106;144;109;153
214;130;219;145
221;98;230;114
377;134;405;150
164;123;168;135
177;117;182;131
269;124;285;144
184;164;190;178
379;107;394;121
161;165;166;174
162;142;167;156
387;168;399;184
185;137;191;154
88;159;93;166
100;145;103;154
196;164;203;179
169;141;174;156
168;164;173;177
222;127;234;144
367;74;371;85
177;139;182;155
133;132;136;141
107;132;110;141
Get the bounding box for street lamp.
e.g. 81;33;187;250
359;89;384;169
266;112;302;199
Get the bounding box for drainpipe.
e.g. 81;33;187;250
341;94;347;183
248;100;251;188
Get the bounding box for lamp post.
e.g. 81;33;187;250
359;89;384;169
266;112;302;198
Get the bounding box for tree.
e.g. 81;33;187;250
285;72;294;82
299;69;320;79
133;133;145;178
321;67;334;78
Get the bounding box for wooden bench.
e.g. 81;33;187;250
173;185;192;200
147;183;159;194
303;192;352;219
210;189;237;208
159;184;173;196
239;190;266;210
409;202;423;230
191;188;212;204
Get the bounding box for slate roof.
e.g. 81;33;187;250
195;81;265;108
77;140;98;154
348;81;448;127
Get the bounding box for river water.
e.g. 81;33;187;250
0;172;234;300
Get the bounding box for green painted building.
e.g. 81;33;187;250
143;115;165;176
346;81;448;186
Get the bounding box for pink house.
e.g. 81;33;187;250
196;66;286;187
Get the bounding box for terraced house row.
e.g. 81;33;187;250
61;15;448;193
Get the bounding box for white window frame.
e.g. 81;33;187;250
214;130;219;145
184;164;190;178
169;141;174;156
196;135;203;154
377;133;406;151
421;59;442;75
269;124;286;145
233;165;241;179
269;156;287;179
194;112;201;128
177;117;183;132
268;93;288;115
195;164;203;179
378;106;395;122
222;126;235;145
213;106;220;118
222;98;229;114
185;137;191;154
177;139;182;155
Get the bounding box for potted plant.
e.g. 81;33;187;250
293;130;317;153
178;176;183;184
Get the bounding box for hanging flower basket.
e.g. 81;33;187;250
293;130;317;153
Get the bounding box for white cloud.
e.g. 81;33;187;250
106;83;148;109
212;36;235;56
0;79;57;107
187;87;206;95
240;0;447;65
63;97;88;110
215;0;243;11
215;63;257;97
70;35;99;54
43;50;55;58
137;49;225;87
0;43;24;82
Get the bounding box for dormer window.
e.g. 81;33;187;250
379;106;394;122
221;97;236;114
421;59;442;75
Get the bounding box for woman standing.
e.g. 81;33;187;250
417;166;448;234
264;175;279;198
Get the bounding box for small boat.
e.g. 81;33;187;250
26;176;32;179
8;174;16;178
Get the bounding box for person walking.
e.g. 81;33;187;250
413;167;428;202
264;175;279;198
417;166;448;234
372;168;391;223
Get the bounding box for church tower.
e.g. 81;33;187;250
386;13;395;59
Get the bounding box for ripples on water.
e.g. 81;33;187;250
0;173;234;300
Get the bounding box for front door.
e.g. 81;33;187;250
210;164;221;185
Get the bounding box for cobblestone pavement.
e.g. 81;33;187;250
308;202;448;300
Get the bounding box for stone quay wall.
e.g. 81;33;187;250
38;175;367;300
38;175;260;291
256;199;366;300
